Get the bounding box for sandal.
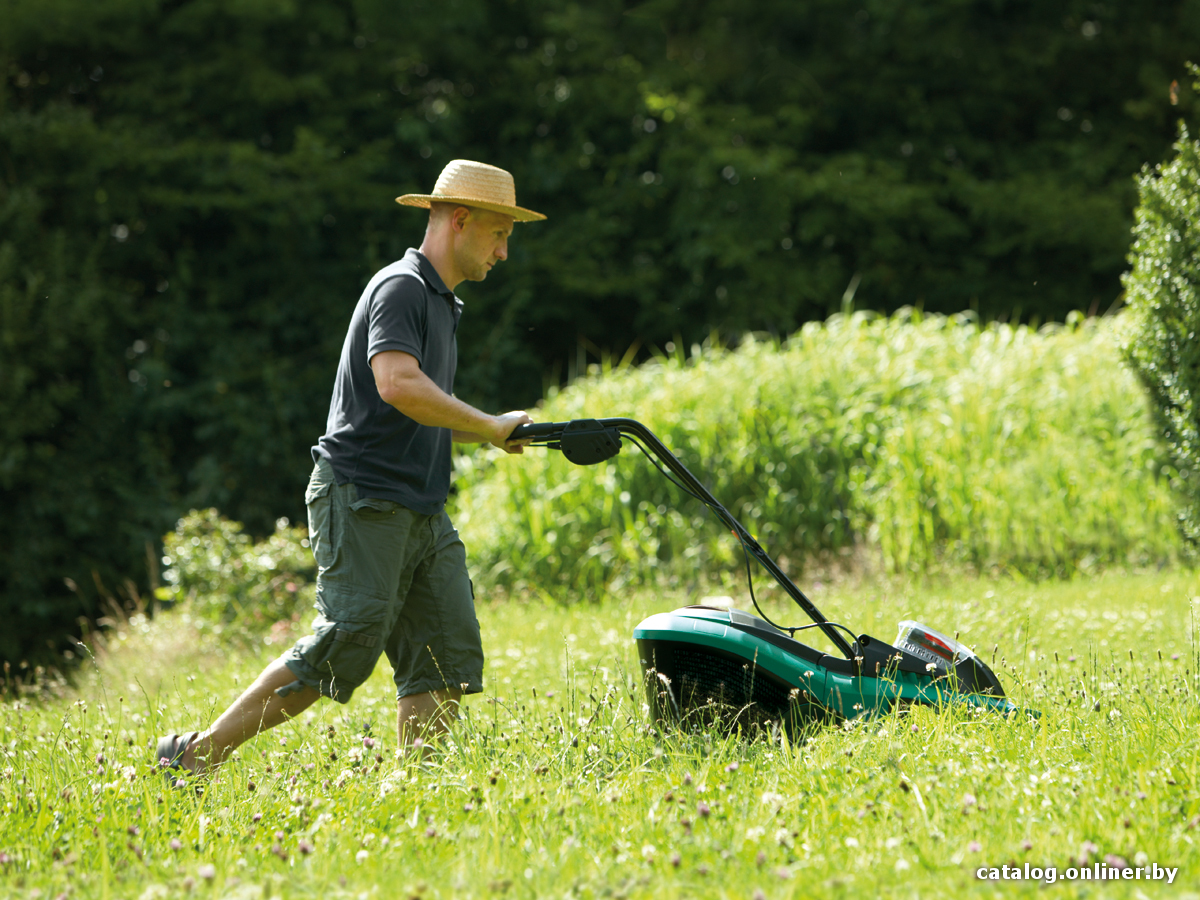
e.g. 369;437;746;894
154;732;199;775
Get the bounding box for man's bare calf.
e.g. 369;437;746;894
177;658;463;774
398;688;463;748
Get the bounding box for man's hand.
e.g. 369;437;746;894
451;412;534;452
488;410;534;454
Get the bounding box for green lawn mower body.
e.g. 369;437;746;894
510;417;1017;733
634;606;1015;731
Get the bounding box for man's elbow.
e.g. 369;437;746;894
376;379;412;412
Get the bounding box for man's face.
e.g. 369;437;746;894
452;207;515;282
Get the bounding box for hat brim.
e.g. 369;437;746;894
396;194;546;223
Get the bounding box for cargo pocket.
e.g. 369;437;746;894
349;497;399;519
305;481;335;571
300;612;386;701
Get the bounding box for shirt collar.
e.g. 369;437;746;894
407;248;457;301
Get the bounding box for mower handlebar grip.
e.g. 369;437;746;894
508;421;566;441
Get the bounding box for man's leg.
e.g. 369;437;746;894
181;657;320;773
387;512;483;749
397;687;463;746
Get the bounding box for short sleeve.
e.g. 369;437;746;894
367;275;426;366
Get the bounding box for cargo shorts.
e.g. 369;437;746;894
282;457;484;704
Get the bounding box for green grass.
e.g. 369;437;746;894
4;570;1200;899
454;312;1182;595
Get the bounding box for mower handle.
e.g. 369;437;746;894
508;421;564;440
503;417;856;659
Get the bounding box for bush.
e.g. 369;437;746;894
1122;93;1200;544
158;509;315;633
453;311;1180;594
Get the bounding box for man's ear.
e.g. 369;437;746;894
450;206;472;233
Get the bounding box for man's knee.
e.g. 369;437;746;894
283;614;386;703
399;687;462;713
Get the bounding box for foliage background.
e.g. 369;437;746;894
2;0;1199;662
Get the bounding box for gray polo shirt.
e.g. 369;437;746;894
313;249;463;515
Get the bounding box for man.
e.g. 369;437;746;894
156;160;543;775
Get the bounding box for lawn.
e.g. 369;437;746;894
3;569;1198;899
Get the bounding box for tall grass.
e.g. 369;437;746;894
453;311;1181;597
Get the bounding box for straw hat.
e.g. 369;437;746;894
396;160;546;222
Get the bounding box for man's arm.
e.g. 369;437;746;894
371;350;531;452
450;428;491;444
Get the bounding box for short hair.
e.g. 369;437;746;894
428;201;472;224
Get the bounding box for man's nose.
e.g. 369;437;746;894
494;240;508;261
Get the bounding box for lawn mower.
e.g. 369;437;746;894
509;418;1017;734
